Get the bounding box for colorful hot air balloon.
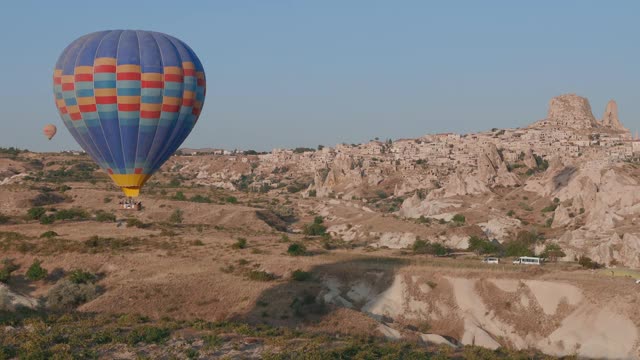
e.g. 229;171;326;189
53;30;206;197
43;124;57;140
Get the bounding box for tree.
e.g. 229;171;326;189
504;240;534;257
467;236;500;255
541;243;566;262
412;239;449;256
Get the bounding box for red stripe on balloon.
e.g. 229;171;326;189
141;111;161;118
183;69;195;76
75;74;93;82
117;72;141;81
69;112;82;120
141;81;163;88
162;104;180;112
96;96;117;104
118;103;140;111
182;98;194;107
79;104;97;112
164;74;183;82
61;83;75;91
95;65;116;73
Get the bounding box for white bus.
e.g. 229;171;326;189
512;256;542;265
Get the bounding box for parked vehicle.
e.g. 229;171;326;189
512;256;542;265
482;257;500;264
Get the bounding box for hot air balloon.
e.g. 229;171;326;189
53;30;206;198
43;124;57;140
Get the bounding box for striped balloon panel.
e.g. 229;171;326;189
52;30;206;176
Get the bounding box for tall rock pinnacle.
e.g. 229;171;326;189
601;99;625;131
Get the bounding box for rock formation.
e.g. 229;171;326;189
600;99;626;131
546;94;598;129
476;144;520;187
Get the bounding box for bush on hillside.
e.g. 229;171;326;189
303;216;326;236
287;242;307;256
26;260;48;281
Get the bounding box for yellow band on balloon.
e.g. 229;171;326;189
108;174;151;198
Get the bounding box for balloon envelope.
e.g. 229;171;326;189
53;30;206;197
43;124;57;140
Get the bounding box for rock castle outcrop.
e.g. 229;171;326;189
545;94;599;129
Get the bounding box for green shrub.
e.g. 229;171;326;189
291;270;312;281
247;270;277;282
40;230;59;238
541;204;557;213
578;256;601;269
27;207;46;220
169;209;183;224
545;217;554;228
127;326;171;345
452;214;466;223
232;238;247;249
189;195;212;203
308;190;317;197
287;242;307;256
30;191;65;206
26;260;48;281
94;210;116;222
68;269;97;284
126;218;150;228
103;196;112;203
303;216;327;236
412;239;449;256
518;202;533;211
55;208;88;221
172;191;187;201
39;215;55;224
46;279;98;310
507;210;515;217
225;196;238;204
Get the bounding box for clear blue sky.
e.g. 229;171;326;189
1;1;638;152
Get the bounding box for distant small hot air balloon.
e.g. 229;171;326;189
53;30;206;197
43;124;57;140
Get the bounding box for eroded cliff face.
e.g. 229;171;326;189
319;268;640;359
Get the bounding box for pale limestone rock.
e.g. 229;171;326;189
420;334;457;348
397;193;462;218
600;99;626;131
0;284;38;311
523;149;537;169
546;94;598;129
478;217;521;240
